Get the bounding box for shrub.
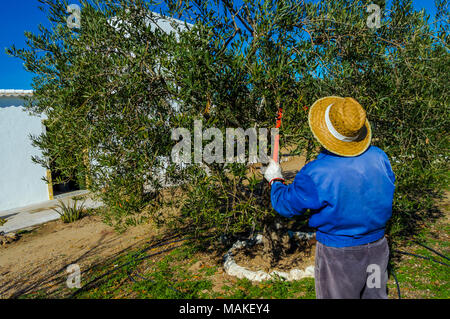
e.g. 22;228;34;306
52;199;86;223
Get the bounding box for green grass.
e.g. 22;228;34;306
17;210;449;299
69;243;316;299
218;278;316;299
18;241;316;299
387;217;450;299
390;253;449;299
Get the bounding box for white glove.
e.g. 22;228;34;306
263;159;284;185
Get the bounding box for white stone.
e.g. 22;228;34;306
223;236;315;282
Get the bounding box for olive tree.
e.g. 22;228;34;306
9;0;449;262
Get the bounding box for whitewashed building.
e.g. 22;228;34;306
0;89;51;211
0;14;191;214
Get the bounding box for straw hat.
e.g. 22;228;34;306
308;96;372;157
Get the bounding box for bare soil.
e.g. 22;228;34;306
0;215;164;298
233;240;316;273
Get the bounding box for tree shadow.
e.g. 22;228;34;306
1;224;195;299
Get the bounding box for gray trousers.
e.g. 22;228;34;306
315;237;389;299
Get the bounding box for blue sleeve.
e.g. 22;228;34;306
270;169;324;218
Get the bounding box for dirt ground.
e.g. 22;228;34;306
234;240;316;273
0;215;166;298
0;212;315;299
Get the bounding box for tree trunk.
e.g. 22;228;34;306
261;219;293;267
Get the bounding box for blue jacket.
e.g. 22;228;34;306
271;146;395;248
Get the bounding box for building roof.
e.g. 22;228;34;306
109;11;192;40
0;90;34;97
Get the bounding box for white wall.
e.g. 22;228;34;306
0;97;49;211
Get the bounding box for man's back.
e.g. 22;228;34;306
270;146;396;247
305;146;396;247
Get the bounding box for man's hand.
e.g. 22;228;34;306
263;159;284;185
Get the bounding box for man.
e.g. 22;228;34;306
264;96;395;299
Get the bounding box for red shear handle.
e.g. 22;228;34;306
272;107;283;163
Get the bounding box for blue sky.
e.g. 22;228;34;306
0;0;438;90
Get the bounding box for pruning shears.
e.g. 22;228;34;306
255;106;284;199
272;107;283;163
